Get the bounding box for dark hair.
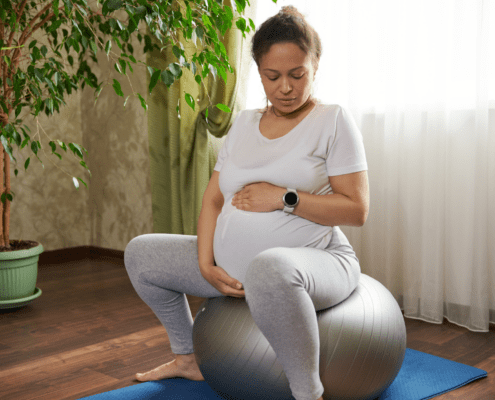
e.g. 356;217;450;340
251;6;322;71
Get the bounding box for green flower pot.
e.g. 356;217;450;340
0;241;44;302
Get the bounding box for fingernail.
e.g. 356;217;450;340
237;283;242;289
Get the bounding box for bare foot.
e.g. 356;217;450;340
135;357;205;382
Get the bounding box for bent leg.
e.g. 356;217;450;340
243;246;360;400
124;233;222;354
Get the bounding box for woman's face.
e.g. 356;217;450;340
258;42;316;113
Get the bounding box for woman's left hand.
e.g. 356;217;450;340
232;182;286;212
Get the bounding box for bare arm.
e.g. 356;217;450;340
291;171;370;227
197;170;246;297
197;170;224;275
231;170;370;227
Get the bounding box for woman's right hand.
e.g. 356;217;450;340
201;264;245;298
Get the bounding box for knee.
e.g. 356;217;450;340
124;234;151;275
244;247;302;292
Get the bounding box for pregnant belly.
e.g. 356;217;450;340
213;205;332;283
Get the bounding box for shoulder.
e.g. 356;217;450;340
304;103;344;128
313;102;344;117
232;108;263;126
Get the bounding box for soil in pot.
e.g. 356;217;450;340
0;240;40;252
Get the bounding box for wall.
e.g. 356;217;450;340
11;27;151;253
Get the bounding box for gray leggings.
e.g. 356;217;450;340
124;227;361;400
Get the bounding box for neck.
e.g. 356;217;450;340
271;96;314;118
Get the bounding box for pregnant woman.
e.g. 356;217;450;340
124;6;369;400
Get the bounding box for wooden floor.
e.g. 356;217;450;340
1;256;493;400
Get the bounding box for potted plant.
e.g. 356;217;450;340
0;0;261;308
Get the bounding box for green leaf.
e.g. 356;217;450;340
161;70;174;86
217;65;227;83
15;104;22;118
123;95;130;108
112;79;124;97
225;5;234;22
90;40;98;55
29;40;37;49
208;64;217;80
31;141;39;155
216;103;231;113
73;177;80;189
185;93;195;111
236;18;247;32
57;140;67;151
168;63;181;76
249;18;255;30
76;176;88;189
149;69;161;94
24;157;30;171
54;72;61;86
106;0;123;12
196;26;204;41
105;40;112;55
202;14;212;27
186;3;192;22
52;0;60;18
63;0;73;15
172;45;181;60
119;58;126;74
137;93;147;111
41;45;48;57
69;143;85;159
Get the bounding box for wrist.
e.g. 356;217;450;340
278;187;287;210
281;187;300;213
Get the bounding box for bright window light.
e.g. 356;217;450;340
246;0;495;112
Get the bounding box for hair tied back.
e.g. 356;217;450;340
279;5;305;20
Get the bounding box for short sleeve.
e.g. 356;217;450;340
213;111;243;172
326;106;368;176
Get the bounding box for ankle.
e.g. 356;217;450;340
176;353;197;364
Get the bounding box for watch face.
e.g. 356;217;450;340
285;192;298;206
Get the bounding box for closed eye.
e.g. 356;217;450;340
268;75;304;81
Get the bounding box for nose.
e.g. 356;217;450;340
280;77;292;94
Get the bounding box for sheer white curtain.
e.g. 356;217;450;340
246;0;495;332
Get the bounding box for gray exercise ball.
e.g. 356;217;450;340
192;273;406;400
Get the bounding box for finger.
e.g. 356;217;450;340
232;280;243;289
229;291;245;298
218;274;240;290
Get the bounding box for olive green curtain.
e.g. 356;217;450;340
147;0;257;235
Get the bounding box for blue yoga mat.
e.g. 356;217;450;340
80;348;487;400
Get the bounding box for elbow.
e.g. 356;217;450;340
356;206;369;227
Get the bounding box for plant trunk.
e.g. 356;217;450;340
0;119;10;249
3;147;10;249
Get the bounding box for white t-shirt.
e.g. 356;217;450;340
212;103;368;283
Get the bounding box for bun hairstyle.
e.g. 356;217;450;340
251;5;322;71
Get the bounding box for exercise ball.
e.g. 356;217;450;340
192;274;406;400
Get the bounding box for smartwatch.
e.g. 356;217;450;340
283;188;299;214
